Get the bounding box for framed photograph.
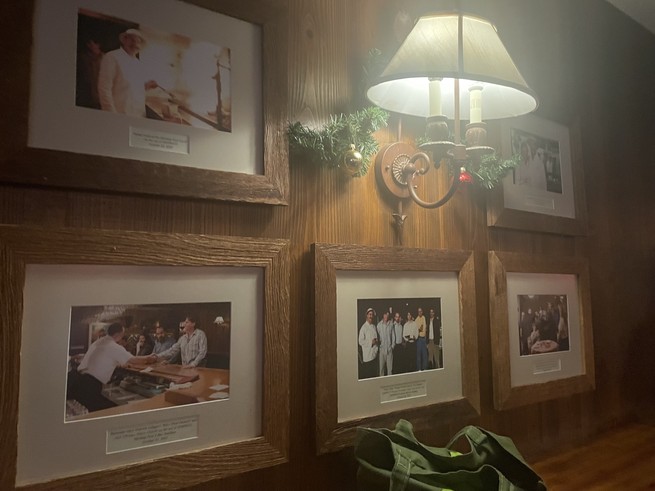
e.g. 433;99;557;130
487;115;588;235
0;0;288;204
0;226;290;489
65;301;233;422
488;251;595;411
313;243;480;454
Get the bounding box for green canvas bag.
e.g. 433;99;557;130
355;419;546;491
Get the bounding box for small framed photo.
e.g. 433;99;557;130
313;243;480;454
0;0;288;204
487;115;588;235
488;251;595;410
0;226;289;489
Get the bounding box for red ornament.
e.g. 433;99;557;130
459;169;473;184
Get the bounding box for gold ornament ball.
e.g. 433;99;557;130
340;144;364;176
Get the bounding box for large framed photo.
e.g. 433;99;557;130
0;226;290;489
313;244;480;454
487;115;588;235
488;251;594;411
0;0;288;204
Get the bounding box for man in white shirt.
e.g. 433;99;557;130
392;312;404;374
72;322;153;411
528;147;548;190
98;28;158;117
153;316;208;368
402;312;418;342
377;311;395;376
358;308;379;379
402;312;418;373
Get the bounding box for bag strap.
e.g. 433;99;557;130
447;426;534;467
446;426;546;491
389;450;412;491
356;421;546;491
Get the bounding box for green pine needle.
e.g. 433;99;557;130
288;106;389;177
444;150;520;189
469;153;521;189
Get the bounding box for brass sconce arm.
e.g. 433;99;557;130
403;152;462;209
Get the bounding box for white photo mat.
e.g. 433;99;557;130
336;271;462;423
17;264;263;486
501;114;575;218
29;0;262;174
506;272;583;387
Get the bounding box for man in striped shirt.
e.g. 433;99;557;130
152;316;207;368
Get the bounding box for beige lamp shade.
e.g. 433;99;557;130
367;12;538;119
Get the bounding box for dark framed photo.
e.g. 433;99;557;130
0;226;290;489
488;251;595;410
0;0;288;204
487;115;588;235
313;243;480;454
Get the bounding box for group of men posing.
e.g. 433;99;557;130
358;306;443;380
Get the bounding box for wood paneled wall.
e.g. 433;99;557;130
2;0;654;489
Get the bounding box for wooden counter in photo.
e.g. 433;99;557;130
69;365;230;421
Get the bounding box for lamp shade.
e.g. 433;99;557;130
367;12;538;120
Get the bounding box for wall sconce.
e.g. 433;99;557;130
367;11;538;237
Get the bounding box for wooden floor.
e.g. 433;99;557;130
530;424;655;490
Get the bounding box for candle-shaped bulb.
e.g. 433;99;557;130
429;78;442;117
469;85;483;123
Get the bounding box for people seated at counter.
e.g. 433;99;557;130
150;316;207;368
151;321;175;355
69;322;154;411
133;333;152;356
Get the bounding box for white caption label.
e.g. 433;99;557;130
129;127;190;154
533;358;562;375
380;380;427;404
106;415;198;454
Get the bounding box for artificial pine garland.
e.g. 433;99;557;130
460;153;521;189
287;106;389;177
288;107;519;187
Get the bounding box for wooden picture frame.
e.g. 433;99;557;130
488;251;594;411
0;0;288;204
487;115;588;235
0;226;290;489
313;243;480;454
